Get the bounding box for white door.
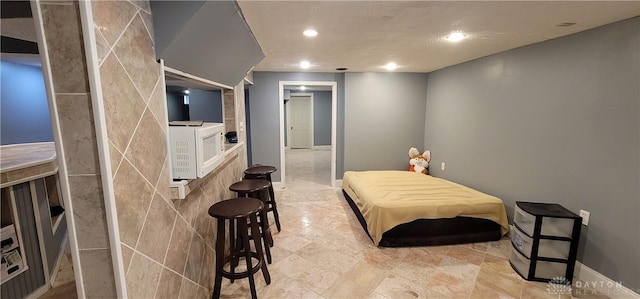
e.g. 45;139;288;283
289;95;312;149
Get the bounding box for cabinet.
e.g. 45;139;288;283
510;201;581;283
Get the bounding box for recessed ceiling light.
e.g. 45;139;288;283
446;32;466;42
384;62;398;71
300;60;311;69
303;29;318;37
300;86;306;90
184;90;190;94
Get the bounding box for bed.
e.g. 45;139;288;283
342;171;509;247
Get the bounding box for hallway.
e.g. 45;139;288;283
284;148;332;191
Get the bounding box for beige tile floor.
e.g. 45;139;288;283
217;149;608;299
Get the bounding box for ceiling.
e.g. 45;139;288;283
3;1;638;75
237;1;640;73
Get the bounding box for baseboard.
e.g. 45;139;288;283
312;145;331;150
333;179;343;187
574;262;640;298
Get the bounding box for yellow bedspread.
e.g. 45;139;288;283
342;171;509;245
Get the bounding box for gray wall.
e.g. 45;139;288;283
166;91;187;121
344;72;428;172
188;89;223;123
248;72;344;181
312;91;332;146
337;73;345;178
0;61;53;145
424;18;639;290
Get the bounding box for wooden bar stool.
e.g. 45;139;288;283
244;165;281;232
209;198;270;299
229;179;274;264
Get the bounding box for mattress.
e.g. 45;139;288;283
342;171;509;245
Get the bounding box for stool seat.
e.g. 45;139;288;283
229;180;271;194
244;165;277;176
208;197;263;219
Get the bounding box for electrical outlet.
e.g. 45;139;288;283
441;162;446;171
579;210;590;226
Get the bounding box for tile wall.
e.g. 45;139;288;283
38;1;116;297
39;0;249;297
224;90;237;133
90;0;248;297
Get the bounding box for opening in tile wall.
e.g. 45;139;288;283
162;66;239;199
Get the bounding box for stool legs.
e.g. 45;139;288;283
211;216;271;299
212;219;225;299
266;174;281;232
238;217;258;299
249;214;271;285
235;190;273;264
244;174;281;232
258;208;273;264
229;219;239;283
261;189;274;248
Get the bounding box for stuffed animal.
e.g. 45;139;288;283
408;147;431;174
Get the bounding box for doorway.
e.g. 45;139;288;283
279;81;337;188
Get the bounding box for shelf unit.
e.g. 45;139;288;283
510;201;582;283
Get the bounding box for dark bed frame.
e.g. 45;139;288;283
342;190;502;247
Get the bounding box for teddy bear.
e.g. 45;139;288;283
408;147;431;174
